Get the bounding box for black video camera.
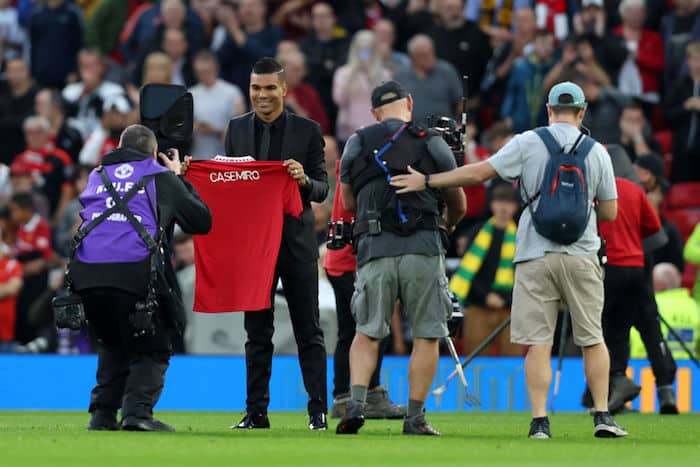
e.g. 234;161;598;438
423;115;464;167
326;220;354;250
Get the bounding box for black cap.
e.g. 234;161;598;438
635;154;670;192
371;80;409;109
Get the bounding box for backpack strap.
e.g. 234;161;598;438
533;127;562;157
573;134;595;160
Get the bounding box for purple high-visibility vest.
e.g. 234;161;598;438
76;159;167;264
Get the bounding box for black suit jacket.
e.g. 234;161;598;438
224;110;328;261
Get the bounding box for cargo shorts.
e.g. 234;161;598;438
351;254;451;340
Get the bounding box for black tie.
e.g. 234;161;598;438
259;123;271;161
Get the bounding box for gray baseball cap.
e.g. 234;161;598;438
547;81;587;109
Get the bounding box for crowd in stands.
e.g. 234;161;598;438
0;0;698;357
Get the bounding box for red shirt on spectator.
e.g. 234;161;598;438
463;145;491;219
286;84;331;135
599;177;662;267
613;26;665;96
0;257;23;342
15;214;53;261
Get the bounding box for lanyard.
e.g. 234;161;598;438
372;122;410;223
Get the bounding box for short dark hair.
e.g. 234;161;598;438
534;28;554;39
252;57;286;82
10;192;35;212
622;99;644;113
119;124;158;155
489;182;518;204
194;49;219;66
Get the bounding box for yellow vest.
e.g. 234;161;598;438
630;288;700;360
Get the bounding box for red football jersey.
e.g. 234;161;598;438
323;160;356;276
15;214;53;261
0;257;23;341
186;160;303;312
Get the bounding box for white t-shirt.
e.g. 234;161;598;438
488;122;618;263
188;79;244;160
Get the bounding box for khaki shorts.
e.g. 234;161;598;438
351;254;451;339
511;253;604;347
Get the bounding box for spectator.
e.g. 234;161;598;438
211;0;237;51
62;49;126;139
279;50;330;134
277;39;302;56
661;0;700;91
634;153;670;196
534;0;569;41
78;94;132;167
83;0;129;57
217;0;284;94
120;0;206;63
8;160;51;221
645;184;686;272
395;34;461;123
34;89;84;163
270;0;315;39
189;50;245;160
28;0;83;88
332;29;390;142
373;18;409;73
465;0;531;33
450;182;522;357
501;29;556;133
7;192;56;345
13;116;74;219
0;234;23;353
614;0;665;104
617;100;661;162
572;0;628;82
54;164;90;259
543;36;611;92
301;2;349;135
665;40;700;182
684;223;700;301
0;0;26;62
421;0;491;106
481;7;537;117
162;28;196;88
0;58;38;165
629;263;699;361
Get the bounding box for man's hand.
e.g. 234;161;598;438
159;149;191;176
283;159;307;186
390;165;427;194
486;292;506;309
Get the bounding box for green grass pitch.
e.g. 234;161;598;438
1;411;699;466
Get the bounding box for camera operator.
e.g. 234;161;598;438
335;81;465;436
68;124;212;432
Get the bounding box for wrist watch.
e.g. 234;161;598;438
424;174;431;189
304;174;311;186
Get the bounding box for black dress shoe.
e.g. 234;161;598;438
233;412;270;429
309;413;327;431
121;417;175;432
87;410;120;431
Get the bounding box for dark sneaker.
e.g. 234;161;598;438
335;401;365;435
528;417;551;439
365;386;405;419
657;385;679;415
402;413;441;436
121;417;175;432
232;412;270;429
593;411;628;438
87;410;120;431
330;393;350;419
608;375;641;414
309;413;328;431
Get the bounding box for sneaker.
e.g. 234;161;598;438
87;410;120;431
528;417;551;439
608;375;641;414
593;411;628;438
335;401;365;435
365;386;405;419
657;385;679;415
309;413;328;431
330;393;350;419
402;413;441;436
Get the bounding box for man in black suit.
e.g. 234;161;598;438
224;57;329;430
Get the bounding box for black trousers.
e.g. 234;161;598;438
328;271;385;398
603;266;676;386
81;288;171;419
244;244;327;414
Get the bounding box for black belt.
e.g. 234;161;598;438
353;215;446;237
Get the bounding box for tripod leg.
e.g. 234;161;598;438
657;312;700;370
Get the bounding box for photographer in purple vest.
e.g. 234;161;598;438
69;124;212;432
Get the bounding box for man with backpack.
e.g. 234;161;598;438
391;82;628;439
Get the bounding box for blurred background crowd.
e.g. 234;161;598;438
0;0;698;358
